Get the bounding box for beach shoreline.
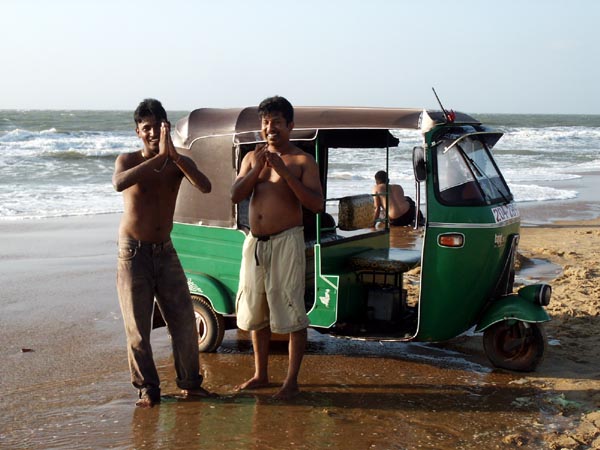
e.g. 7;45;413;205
516;172;600;226
1;212;599;449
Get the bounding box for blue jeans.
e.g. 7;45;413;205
116;237;203;399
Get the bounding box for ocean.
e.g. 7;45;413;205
1;110;599;221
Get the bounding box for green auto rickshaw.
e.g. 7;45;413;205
165;105;551;372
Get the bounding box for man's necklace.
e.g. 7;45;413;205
142;151;169;173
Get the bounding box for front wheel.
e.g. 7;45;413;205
483;321;546;372
191;295;225;353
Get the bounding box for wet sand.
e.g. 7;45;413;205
1;210;599;449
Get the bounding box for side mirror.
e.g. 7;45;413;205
412;146;426;182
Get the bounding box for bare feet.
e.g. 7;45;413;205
181;387;218;398
273;382;300;400
234;377;270;392
136;395;160;408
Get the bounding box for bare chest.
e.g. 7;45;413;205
257;163;301;183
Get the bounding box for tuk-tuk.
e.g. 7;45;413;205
168;106;552;372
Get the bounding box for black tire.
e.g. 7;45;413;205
191;295;225;353
483;321;546;372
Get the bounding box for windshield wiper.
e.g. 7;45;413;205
456;144;511;205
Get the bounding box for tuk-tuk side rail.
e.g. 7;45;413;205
304;233;345;256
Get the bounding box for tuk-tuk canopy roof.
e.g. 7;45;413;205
174;106;481;149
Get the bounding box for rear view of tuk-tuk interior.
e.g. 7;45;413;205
169;106;551;372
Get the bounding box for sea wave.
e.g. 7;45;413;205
504;169;581;183
511;184;578;202
0;129;136;157
500;126;600;152
568;159;600;172
0;128;38;141
0;183;122;220
327;171;371;181
38;150;118;160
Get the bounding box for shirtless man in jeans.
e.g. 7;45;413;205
231;96;324;400
112;98;213;407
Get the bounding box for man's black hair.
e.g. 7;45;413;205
375;170;389;184
258;96;294;124
134;98;168;124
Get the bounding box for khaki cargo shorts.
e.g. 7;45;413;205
236;226;309;334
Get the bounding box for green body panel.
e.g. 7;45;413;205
171;222;245;314
475;292;551;332
308;232;388;327
417;219;520;341
307;244;339;328
186;272;235;314
416;125;523;341
172;220;387;325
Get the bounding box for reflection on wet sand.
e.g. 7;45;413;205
131;395;259;449
122;329;565;449
388;225;424;250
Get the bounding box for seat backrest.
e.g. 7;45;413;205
338;194;373;230
303;210;337;241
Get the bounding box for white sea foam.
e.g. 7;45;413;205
0;128;36;141
510;184;578;202
503;168;581;183
0;183;122;220
568;159;600;172
502;126;600;151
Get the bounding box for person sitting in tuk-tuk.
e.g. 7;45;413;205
372;170;423;227
231;96;324;400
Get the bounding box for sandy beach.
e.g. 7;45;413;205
1;210;599;449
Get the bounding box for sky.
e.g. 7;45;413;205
1;0;599;114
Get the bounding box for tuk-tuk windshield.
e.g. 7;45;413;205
436;137;512;205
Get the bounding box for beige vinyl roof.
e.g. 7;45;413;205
174;106;480;149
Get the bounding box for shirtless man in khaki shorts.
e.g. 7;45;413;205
231;96;324;400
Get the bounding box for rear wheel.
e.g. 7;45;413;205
191;295;225;353
483;321;546;372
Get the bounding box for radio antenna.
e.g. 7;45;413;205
432;87;454;123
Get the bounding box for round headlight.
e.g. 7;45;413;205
538;284;552;306
518;283;552;306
